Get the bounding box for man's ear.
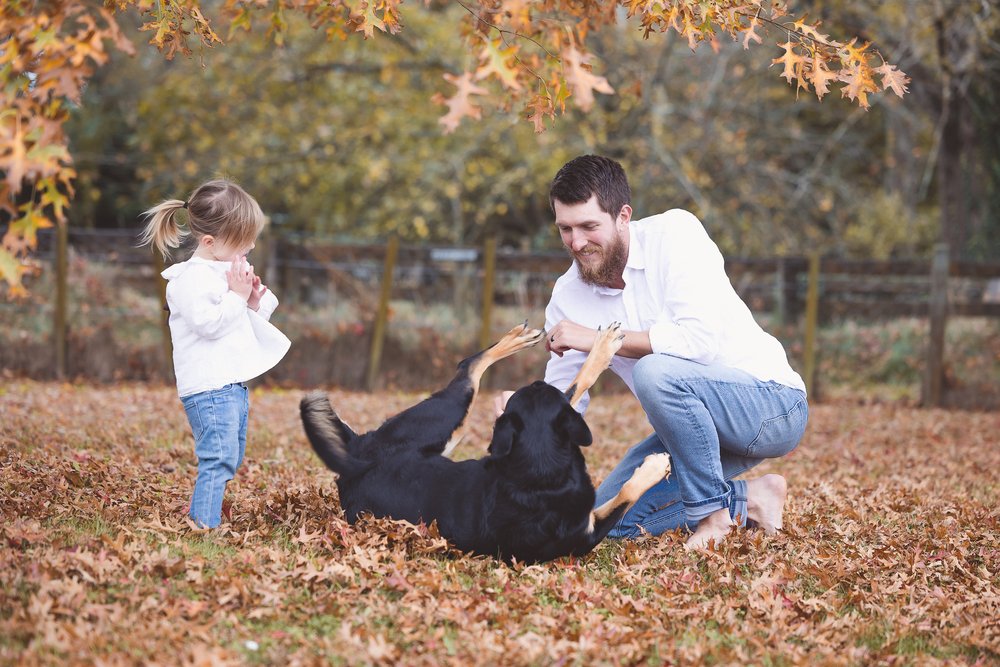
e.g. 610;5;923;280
618;204;632;227
559;404;592;447
489;412;523;458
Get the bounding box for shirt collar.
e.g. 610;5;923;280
625;224;645;271
187;255;233;270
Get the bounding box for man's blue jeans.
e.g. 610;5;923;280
181;383;249;528
595;354;808;538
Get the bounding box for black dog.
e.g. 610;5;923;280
300;322;670;563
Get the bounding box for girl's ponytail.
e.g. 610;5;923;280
139;200;188;258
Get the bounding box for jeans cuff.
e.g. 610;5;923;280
728;479;748;528
684;492;729;523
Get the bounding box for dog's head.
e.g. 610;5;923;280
488;381;592;464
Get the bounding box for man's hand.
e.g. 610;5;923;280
546;320;598;357
226;256;253;302
246;275;268;312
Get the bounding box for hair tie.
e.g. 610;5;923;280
182;201;189;209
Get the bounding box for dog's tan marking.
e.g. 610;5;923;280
441;434;464;458
442;322;544;458
587;453;671;534
565;322;625;409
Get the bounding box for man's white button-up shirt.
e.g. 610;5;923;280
544;209;806;412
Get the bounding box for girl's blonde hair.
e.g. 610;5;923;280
139;179;266;258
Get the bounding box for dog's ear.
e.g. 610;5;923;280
489;412;523;458
558;404;593;447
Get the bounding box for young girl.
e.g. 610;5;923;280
140;179;290;528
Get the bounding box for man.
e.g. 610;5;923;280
501;155;808;550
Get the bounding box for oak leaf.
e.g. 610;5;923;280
875;62;910;98
354;0;386;39
771;40;805;84
476;36;523;91
742;17;763;49
838;63;878;109
434;72;489;134
807;55;839;100
561;45;614;112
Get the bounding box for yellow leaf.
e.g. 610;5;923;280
476;36;522;92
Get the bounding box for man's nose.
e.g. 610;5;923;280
569;231;589;252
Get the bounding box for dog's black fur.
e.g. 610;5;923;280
301;328;658;563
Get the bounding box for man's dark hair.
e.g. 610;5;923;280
549;155;631;217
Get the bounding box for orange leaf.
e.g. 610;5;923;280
875;63;910;98
838;64;877;109
434;72;489;134
561;46;613;112
771;40;806;84
807;55;839;100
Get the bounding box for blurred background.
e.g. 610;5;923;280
2;0;998;405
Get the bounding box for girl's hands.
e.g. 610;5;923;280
247;275;269;312
226;256;254;302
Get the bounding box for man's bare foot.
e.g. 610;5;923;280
684;507;733;551
685;474;788;551
746;474;787;533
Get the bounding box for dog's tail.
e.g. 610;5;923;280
300;392;372;480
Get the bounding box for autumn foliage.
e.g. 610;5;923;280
0;0;909;294
1;382;996;663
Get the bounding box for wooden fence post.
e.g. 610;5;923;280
366;236;398;391
152;251;174;379
54;220;68;379
802;252;821;398
922;243;949;407
479;237;497;351
773;256;787;326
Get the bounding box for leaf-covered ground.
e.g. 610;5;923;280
1;381;998;665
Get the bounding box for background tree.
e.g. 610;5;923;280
796;0;1000;260
2;0;912;293
67;6;935;258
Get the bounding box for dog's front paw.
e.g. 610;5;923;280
592;321;625;360
500;321;545;349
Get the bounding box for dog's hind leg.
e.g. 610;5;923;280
377;322;544;455
582;453;671;546
564;322;625;409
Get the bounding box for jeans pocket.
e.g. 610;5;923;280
182;397;204;440
184;394;222;458
746;398;807;458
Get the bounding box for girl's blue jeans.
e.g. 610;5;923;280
181;383;249;528
595;354;808;538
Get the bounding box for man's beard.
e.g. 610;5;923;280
570;231;628;288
